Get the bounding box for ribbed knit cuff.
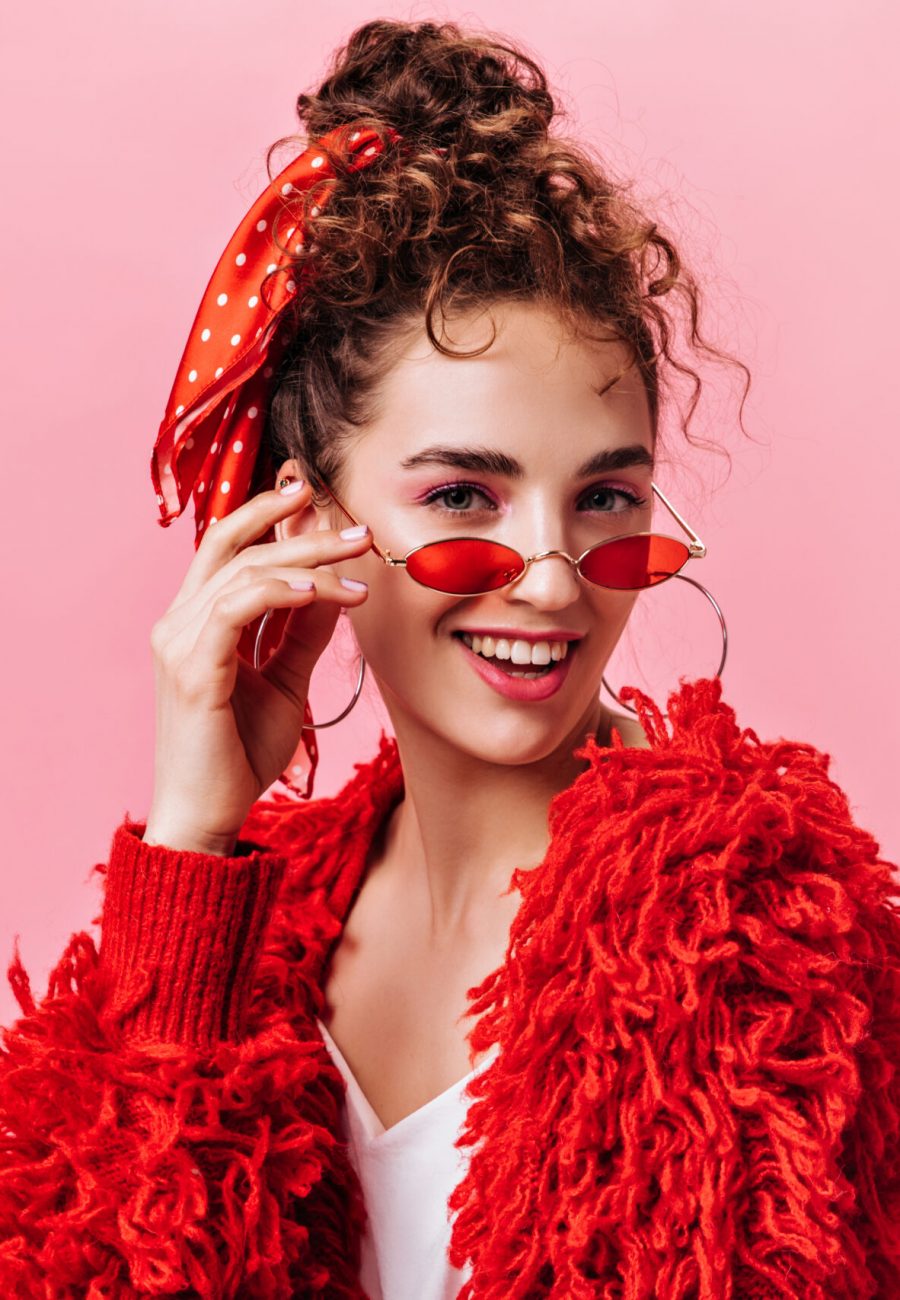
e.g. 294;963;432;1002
98;816;288;1049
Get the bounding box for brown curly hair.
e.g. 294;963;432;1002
258;18;752;503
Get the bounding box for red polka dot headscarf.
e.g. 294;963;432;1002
151;121;403;800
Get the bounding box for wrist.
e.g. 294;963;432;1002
142;821;239;857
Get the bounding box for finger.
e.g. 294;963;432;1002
208;522;373;603
232;519;373;571
159;519;373;647
171;480;318;608
187;571;367;688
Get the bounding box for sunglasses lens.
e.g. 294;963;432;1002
579;534;690;589
405;539;525;594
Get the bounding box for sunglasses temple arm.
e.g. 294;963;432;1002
315;479;393;563
651;481;707;558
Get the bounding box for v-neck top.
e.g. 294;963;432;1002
315;1016;500;1300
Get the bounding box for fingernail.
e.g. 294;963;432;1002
289;579;314;591
340;524;369;540
280;479;306;496
340;577;368;591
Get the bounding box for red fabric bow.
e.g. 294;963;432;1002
151;121;401;799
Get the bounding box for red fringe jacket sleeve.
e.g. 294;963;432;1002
0;809;367;1299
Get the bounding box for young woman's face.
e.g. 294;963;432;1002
295;300;656;767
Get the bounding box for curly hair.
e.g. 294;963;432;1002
259;18;752;503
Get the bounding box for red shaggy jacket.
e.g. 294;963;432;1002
1;676;899;1298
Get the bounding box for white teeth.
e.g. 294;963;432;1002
458;633;572;666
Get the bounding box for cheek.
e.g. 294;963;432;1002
602;589;641;630
577;590;641;661
347;567;458;669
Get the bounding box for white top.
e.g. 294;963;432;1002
315;1016;500;1300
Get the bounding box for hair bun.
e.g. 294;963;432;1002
263;18;751;504
293;19;554;157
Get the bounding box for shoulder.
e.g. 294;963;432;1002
518;675;900;1077
546;676;899;943
606;709;652;750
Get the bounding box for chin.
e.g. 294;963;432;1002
368;647;603;764
435;705;597;768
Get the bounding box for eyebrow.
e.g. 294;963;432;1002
399;443;655;478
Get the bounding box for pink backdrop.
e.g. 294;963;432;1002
2;2;897;1028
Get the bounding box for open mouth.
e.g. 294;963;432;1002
452;631;575;679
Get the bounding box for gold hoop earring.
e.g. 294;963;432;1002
600;574;728;715
257;476;364;727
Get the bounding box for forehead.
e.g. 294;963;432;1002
364;301;654;467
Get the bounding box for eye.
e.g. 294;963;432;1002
578;484;648;513
421;481;498;514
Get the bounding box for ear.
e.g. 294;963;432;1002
272;458;336;542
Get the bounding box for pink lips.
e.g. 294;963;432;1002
455;635;575;702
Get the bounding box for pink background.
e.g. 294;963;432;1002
1;2;897;1028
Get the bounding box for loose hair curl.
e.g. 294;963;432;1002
260;18;751;502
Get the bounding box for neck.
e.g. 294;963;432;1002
373;694;613;936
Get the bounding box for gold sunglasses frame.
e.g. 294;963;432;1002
317;479;706;596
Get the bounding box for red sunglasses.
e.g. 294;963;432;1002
317;479;706;596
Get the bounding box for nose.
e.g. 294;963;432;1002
501;548;583;610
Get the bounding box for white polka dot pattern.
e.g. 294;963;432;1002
151;121;401;544
149;121;402;799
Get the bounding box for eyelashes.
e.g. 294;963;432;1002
420;480;649;516
580;484;649;513
421;482;500;514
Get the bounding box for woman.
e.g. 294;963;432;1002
1;19;898;1300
